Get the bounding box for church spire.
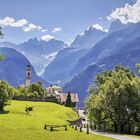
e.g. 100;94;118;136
25;65;31;87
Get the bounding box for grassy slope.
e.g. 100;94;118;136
0;100;115;140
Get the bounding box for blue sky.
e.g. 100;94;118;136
0;0;136;43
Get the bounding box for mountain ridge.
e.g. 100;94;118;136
70;22;140;77
64;35;140;106
42;27;107;84
0;38;66;75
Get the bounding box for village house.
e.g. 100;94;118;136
45;85;61;103
46;85;79;108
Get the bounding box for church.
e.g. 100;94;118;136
19;65;79;108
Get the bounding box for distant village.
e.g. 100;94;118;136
16;65;79;108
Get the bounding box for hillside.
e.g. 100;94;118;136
0;47;49;87
42;47;88;84
0;101;114;140
64;36;140;106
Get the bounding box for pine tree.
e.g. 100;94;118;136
65;92;72;107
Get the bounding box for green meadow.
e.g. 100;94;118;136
0;100;115;140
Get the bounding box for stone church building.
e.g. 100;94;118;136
45;85;79;108
19;65;79;108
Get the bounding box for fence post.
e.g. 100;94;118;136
87;124;89;134
65;125;67;131
44;124;47;129
50;126;53;131
80;125;82;132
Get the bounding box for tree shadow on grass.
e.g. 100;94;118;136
0;110;10;114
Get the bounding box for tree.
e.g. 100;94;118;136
65;92;72;107
86;65;140;134
0;81;14;111
33;91;39;97
0;29;12;111
17;86;28;97
28;82;45;98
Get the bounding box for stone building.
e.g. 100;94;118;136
45;85;79;107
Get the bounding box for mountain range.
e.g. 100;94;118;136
1;20;140;106
63;22;140;106
42;26;107;84
70;22;140;77
0;38;66;75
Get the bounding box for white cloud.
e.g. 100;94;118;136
41;29;48;32
92;24;108;32
41;34;55;41
52;27;62;33
23;23;42;32
0;17;28;27
0;17;14;26
11;19;28;27
0;16;48;33
108;0;140;24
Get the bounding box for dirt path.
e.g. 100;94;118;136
88;130;140;140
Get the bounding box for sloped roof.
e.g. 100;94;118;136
59;93;79;103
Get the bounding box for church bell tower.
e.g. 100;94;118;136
25;65;31;87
